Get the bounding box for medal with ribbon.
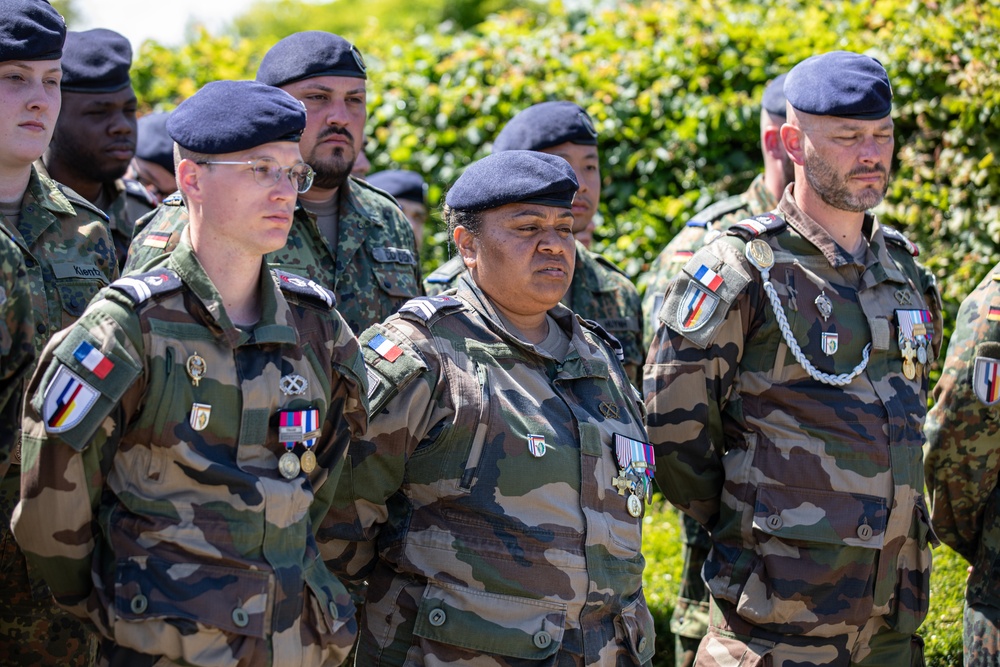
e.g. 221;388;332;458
897;310;933;378
278;409;321;479
613;434;656;517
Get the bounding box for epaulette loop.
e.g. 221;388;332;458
273;270;336;309
881;226;919;257
162;193;184;207
110;269;183;306
727;212;786;241
123;179;156;207
582;318;625;363
397;295;463;322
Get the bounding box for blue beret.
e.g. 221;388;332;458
493;101;598;152
446;151;578;212
136;112;174;174
167;81;306;154
61;29;132;93
367;170;427;205
785;51;892;120
0;0;65;62
256;31;366;88
761;73;788;118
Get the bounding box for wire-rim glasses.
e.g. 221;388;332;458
196;158;315;194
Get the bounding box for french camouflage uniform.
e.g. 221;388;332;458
924;262;1000;666
319;274;656;666
0;235;34;477
644;188;941;666
13;237;368;667
125;176;422;334
425;240;644;383
0;166;117;666
640;174;775;350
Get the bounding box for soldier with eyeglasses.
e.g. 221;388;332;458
13;80;369;667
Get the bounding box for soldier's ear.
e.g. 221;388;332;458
176;159;205;203
763;126;783;159
453;226;478;269
779;123;805;166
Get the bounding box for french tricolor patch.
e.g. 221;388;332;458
73;340;114;379
368;333;403;362
693;264;724;292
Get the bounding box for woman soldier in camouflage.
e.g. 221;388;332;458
320;150;656;665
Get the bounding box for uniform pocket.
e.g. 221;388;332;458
615;592;656;664
372;259;419;299
737;484;887;634
413;581;566;660
302;555;356;650
56;278;106;321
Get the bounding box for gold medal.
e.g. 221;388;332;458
627;493;643;518
300;449;317;474
186;353;206;387
745;239;774;271
278;451;301;479
903;357;916;380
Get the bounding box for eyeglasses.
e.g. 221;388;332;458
196;157;315;194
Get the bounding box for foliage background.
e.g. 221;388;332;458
128;0;994;663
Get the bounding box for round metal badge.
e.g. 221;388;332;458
745;239;774;271
300;449;317;474
627;494;643;518
278;451;301;479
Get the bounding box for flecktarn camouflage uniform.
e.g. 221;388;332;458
0;166;118;666
644;188;941;667
925;261;1000;666
319;274;656;666
425;240;644;383
12;238;368;667
0;235;33;477
125;176;422;334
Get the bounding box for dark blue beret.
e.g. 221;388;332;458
785;51;892;120
761;73;788;118
256;31;366;88
167;81;306;154
136;112;174;174
0;0;65;63
493;101;598;152
367;170;427;205
446;151;578;212
61;28;132;93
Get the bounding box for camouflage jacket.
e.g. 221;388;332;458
639;174;776;349
319;275;655;666
125;177;422;334
425;241;644;382
644;188;941;638
0;235;34;477
924;262;1000;608
13;238;369;667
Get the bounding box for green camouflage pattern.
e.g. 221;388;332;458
639;174;775;350
319;275;655;665
0;165;117;666
644;188;940;662
104;179;155;270
924;262;1000;665
13;238;368;667
424;241;644;382
125;177;422;334
0;235;34;478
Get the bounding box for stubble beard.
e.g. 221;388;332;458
305;129;357;191
803;145;889;213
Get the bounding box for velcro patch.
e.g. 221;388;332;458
973;356;1000;405
398;295;463;322
273;270;335;309
42;366;99;433
372;247;417;265
52;261;108;283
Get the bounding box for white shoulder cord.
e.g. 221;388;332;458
746;240;871;387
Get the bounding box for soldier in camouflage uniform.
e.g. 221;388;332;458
13;80;368;667
38;28;154;269
320;151;656;665
644;52;941;666
924;264;1000;666
126;31;421;334
0;3;119;663
424;101;644;384
0;236;33;477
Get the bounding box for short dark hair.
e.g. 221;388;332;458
443;204;484;240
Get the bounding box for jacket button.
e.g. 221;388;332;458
36;323;46;335
232;607;249;628
533;631;552;649
328;601;338;619
638;637;648;653
428;608;447;627
857;523;873;541
766;514;782;530
130;594;148;614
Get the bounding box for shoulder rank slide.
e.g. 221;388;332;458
728;212;786;240
110;269;183;306
162;192;184;207
398;295;463;322
582;318;625;362
273;269;336;309
881;226;920;257
687;193;746;228
425;256;466;284
124;179;156;207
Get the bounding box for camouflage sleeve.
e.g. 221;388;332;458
0;243;34;477
317;318;442;581
12;298;144;618
924;273;1000;563
643;240;755;528
123;205;182;275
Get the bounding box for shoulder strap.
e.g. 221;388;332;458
272;269;336;310
686;193;746;228
109;268;183;306
727;212;786;241
880;226;920;257
162;193;184;207
56;184;109;222
579;318;625;363
396;295;464;324
123;179;156;207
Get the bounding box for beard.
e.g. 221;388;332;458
803;144;889;213
305;126;356;190
50;130;132;185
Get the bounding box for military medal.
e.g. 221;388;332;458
913;323;928;365
614;434;655;515
186;353;206;387
527;434;547;458
278;451;301;479
279;408;321;479
627;494;643;518
814;291;833;322
897;310;934;378
300;450;317;474
745;239;774;271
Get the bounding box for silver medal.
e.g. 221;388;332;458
278;451;301;479
627;494;643;518
814;292;833;322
